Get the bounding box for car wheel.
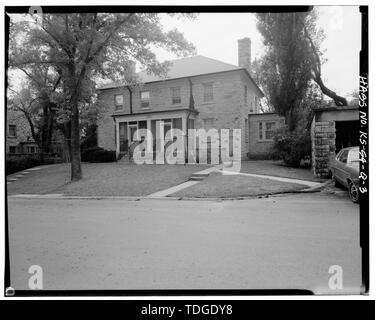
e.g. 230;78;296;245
348;182;360;203
332;175;340;187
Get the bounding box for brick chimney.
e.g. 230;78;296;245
238;37;251;72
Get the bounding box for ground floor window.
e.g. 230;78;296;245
26;146;37;153
259;121;276;141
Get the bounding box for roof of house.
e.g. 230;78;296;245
98;55;264;96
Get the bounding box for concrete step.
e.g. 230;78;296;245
189;176;206;181
191;173;209;177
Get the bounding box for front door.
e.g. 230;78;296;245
129;125;138;143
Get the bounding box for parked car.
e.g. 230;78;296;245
328;146;360;203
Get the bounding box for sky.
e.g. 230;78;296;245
154;6;361;98
9;7;361;99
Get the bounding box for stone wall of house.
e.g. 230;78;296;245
6;109;34;153
248;113;284;159
97;70;263;160
311;118;336;177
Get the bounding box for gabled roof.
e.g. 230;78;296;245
98;55;264;96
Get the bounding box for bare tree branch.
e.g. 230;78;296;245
303;24;347;106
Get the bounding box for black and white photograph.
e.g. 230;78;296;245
2;3;370;299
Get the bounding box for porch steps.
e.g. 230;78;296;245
117;153;132;163
188;165;222;181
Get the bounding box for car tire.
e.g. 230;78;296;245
332;175;340;187
348;182;360;203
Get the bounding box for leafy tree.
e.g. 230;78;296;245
8;65;61;160
9;13;196;180
255;10;347;131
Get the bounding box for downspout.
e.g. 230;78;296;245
186;78;195;162
126;86;133;114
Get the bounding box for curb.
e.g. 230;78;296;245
8;185;328;202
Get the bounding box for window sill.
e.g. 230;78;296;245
257;139;273;143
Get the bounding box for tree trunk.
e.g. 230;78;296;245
70;96;82;181
61;122;72;163
285;105;297;132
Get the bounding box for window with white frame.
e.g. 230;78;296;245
27;146;37;153
140;91;150;109
203;82;214;103
259;121;276;141
8;124;16;137
114;94;123;110
171;87;181;105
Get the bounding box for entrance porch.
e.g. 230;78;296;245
113;110;196;160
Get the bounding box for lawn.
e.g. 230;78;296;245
7;162;209;196
240;160;324;182
169;172;307;198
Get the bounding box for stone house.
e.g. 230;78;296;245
6;108;39;155
6;108;64;158
96;38;264;161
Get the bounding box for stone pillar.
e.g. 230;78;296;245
182;115;187;161
312;120;336;177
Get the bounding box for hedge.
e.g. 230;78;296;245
272;127;311;167
6;155;54;175
81;147;116;163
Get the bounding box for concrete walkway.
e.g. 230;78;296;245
7;165;54;185
147;180;200;198
147;164;323;199
147;165;222;198
222;171;323;188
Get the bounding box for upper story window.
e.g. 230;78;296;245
114;94;123;110
8;124;16;137
203;82;214;103
171;87;181;105
244;86;248;105
140;91;150;109
259;121;276;141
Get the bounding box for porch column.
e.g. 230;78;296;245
146;119;152;160
182;114;187;161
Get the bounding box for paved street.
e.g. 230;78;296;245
7;193;361;294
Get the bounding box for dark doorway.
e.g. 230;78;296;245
335;121;359;153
